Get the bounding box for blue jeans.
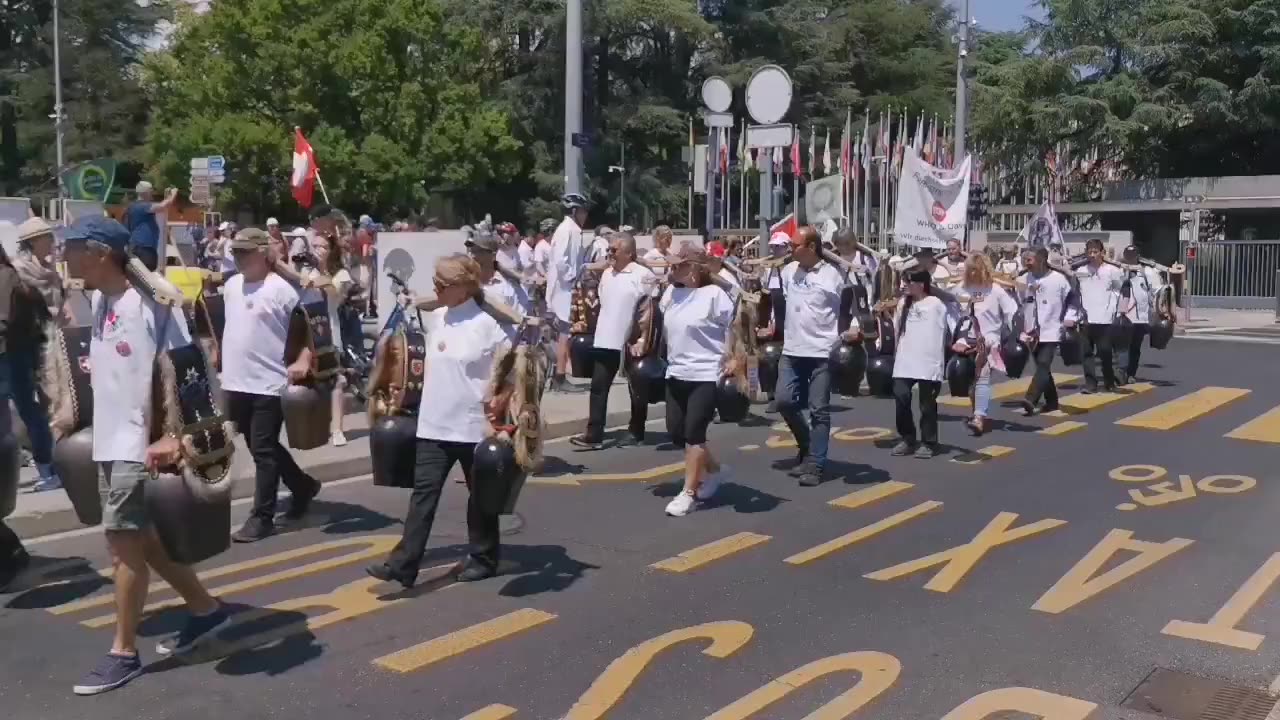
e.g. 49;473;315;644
775;355;832;469
7;348;54;465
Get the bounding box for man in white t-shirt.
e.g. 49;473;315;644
220;228;321;544
1117;245;1162;384
546;193;590;390
776;226;860;487
466;231;529;318
570;232;658;449
63;216;228;696
1075;237;1125;392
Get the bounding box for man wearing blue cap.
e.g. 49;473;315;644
62;216;229;696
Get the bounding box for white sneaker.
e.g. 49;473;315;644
665;491;697;517
331;431;348;447
696;466;730;500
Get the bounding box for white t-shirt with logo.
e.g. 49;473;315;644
90;288;192;463
892;296;956;383
1076;263;1124;324
781;260;848;358
220;273;300;396
416;300;511;444
660;284;734;382
595;263;657;351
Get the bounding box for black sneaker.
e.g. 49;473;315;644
366;563;416;589
784;453;810;477
1104;382;1118;393
614;434;644;448
1082;382;1098;395
1042;402;1061;413
1116;370;1130;386
0;549;31;593
155;605;232;657
569;436;605;451
798;465;825;487
73;652;143;696
457;563;497;582
282;480;321;523
232;516;274;543
1020;400;1037;417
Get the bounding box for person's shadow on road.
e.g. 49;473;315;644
496;544;599;598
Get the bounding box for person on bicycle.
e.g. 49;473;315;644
546;193;591;391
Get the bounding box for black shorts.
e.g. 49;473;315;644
664;378;717;447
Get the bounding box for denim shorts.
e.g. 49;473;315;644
99;461;151;532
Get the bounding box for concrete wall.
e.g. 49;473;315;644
1102;175;1280;202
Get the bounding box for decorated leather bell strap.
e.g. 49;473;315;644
154;343;235;482
398;330;427;414
299;299;341;381
62;325;94;432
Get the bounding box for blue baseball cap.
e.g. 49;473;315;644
64;215;131;253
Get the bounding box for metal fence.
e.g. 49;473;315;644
1182;240;1280;309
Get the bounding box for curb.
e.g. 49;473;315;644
7;410;639;542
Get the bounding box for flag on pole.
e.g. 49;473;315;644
790;130;801;177
291;127;318;208
719;127;729;174
773;146;783;173
808;127;817;177
840;108;852;179
921;117;935;164
737;120;747;176
861;115;871;169
1017;199;1065;248
822;129;832;176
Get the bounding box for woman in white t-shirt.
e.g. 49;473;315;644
952;254;1019;436
890;269;958;459
307;233;354;446
660;243;735;517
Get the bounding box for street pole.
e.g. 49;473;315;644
704;127;717;237
953;0;970;165
563;0;583;195
619;144;625;227
53;0;66;202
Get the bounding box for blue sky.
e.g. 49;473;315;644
965;0;1042;31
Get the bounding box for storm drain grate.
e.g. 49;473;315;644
1121;668;1277;720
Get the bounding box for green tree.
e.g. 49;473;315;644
143;0;522;222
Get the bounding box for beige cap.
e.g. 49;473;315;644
229;227;270;251
17;216;55;243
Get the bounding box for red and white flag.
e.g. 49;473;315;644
790;131;801;177
291;128;318;208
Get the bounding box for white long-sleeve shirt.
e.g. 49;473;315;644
1022;270;1078;342
1075;262;1124;325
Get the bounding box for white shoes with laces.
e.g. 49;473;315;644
664;491;697;517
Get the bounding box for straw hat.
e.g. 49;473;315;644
17;217;56;243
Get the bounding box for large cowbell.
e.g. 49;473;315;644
147;342;236;565
52;428;101;525
43;325;99;524
370;329;428;488
282;300;336;451
472;435;524;516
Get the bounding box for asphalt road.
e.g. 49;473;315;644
6;337;1280;720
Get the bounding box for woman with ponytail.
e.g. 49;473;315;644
890;268;957;459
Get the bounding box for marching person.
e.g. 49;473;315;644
660;242;733;517
775;226;859;486
890;269;957;458
466;231;528;320
123;181;179;272
755;232;791;413
305;231;354;447
1076;238;1124;393
366;254;513;587
643;225;675;273
0;241;30;590
995;245;1022;277
546;194;590;391
495;222;523;273
571;232;657;450
64;216;228;695
215;221;238;277
221;228;321;543
1020;246;1077;416
1117;245;1162;384
938;238;967;277
954;254;1019;436
12;217;64;491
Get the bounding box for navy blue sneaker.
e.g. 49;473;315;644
154;606;231;657
73;652;143;695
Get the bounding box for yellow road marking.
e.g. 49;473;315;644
1163;552;1280;650
51;535;402;617
651;533;772;573
1039;421;1087;436
1226;404;1280;444
828;481;914;510
1043;382;1155;417
832;427;894;441
785;502;943;566
373;609;558;673
738;444;760;450
1116;386;1251;430
705;651;901;720
865;512;1067;592
941;687;1097;719
939;374;1078;407
950;445;1015;465
1032;530;1194;614
460;706;517;720
529;462;686;487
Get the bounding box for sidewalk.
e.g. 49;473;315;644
8;378;642;539
1178;307;1278;331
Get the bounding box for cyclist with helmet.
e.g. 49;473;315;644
547;193;590;391
494;222;522;274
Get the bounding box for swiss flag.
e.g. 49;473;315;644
291;127;318;208
770;213;797;240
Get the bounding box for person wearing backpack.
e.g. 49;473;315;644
12;218;63;492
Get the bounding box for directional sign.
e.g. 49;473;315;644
190;186;211;205
190;157;209;170
208;156;225;172
191;170;226;183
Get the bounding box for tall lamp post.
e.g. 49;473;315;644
52;0;67;202
608;145;625;227
563;0;583;194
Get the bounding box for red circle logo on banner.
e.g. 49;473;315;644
932;201;947;222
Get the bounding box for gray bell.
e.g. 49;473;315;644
146;471;231;565
282;382;333;451
0;432;17;519
52;427;102;526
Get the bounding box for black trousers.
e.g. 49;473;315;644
1119;323;1148;378
387;439;499;579
893;378;941;445
1025;343;1060;407
0;519;23;574
1081;324;1116;388
585;349;648;442
227;391;316;521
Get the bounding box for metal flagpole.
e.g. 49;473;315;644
563;0;583;194
862;126;871;247
52;0;66;202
